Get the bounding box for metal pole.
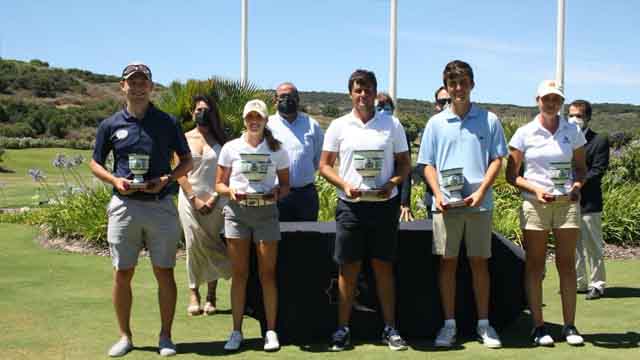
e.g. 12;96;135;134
389;0;398;111
555;0;566;98
240;0;248;86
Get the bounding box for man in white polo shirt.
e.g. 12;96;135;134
319;69;411;351
417;60;507;349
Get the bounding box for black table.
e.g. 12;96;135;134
245;220;526;344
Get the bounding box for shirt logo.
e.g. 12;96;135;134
562;135;570;144
115;129;128;140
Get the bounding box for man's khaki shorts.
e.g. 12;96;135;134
107;195;180;270
519;199;580;231
432;210;492;258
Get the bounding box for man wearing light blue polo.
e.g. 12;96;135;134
268;82;324;221
417;60;507;349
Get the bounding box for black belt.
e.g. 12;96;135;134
291;183;315;191
115;191;168;201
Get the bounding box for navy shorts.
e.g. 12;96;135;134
334;196;400;264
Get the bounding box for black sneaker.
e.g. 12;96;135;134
531;326;554;346
382;327;408;351
329;326;351;351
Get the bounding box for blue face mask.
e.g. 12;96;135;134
376;104;393;116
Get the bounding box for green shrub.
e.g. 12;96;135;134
602;183;640;246
16;186;111;246
0;137;93;149
603;140;640;189
317;176;338;222
0;123;36;137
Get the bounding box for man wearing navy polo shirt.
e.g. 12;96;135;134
417;60;507;349
268;82;324;221
90;62;192;357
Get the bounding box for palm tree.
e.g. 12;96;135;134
156;77;272;138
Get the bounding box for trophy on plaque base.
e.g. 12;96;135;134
550;161;572;201
128;153;150;189
353;150;385;201
238;153;274;206
441;167;467;208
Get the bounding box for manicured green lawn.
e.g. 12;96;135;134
1;223;638;359
0;148;94;208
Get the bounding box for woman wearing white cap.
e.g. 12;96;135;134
215;99;290;352
506;80;587;346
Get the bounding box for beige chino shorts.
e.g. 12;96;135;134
432;210;493;258
519;199;580;231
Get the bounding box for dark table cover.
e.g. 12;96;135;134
245;220;526;344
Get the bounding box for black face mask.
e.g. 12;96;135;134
277;95;298;115
195;110;209;127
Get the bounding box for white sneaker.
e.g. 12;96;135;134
477;325;502;349
108;336;133;357
434;325;456;347
562;325;584;346
224;330;243;352
264;330;280;351
158;337;177;357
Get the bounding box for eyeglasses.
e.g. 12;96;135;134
436;98;451;107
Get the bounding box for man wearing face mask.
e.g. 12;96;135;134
268;82;324;221
568;100;609;300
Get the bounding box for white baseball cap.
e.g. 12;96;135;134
537;80;565;99
242;99;268;119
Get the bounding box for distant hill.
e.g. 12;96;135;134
1;58;638;143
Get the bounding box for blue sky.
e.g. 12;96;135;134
1;0;638;106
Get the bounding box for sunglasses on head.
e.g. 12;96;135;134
436;98;451;107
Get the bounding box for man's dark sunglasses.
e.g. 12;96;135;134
436;98;451;106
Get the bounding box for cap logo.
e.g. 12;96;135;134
115;129;128;140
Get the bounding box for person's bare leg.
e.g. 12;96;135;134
469;257;490;319
206;280;217;306
553;228;579;325
439;257;458;320
256;241;279;330
152;266;176;339
113;268;135;339
338;261;362;326
523;230;549;327
371;259;396;326
189;287;201;309
227;238;251;331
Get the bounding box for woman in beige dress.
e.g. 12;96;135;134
177;95;231;315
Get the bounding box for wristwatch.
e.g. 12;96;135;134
187;193;197;201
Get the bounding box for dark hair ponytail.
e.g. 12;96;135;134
263;127;281;152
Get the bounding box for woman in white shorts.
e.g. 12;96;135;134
506;80;587;347
215;99;290;352
176;95;231;316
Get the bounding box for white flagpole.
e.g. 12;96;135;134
389;0;398;110
555;0;566;98
241;0;248;86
